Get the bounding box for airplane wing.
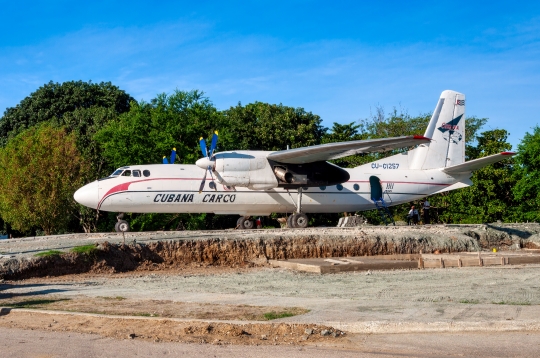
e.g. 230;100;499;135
442;152;515;174
267;136;431;164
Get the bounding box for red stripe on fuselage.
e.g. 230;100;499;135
97;177;214;209
97;176;452;209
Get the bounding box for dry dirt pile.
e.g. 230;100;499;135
0;310;344;345
1;223;538;280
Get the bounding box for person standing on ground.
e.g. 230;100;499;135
423;199;431;224
407;206;419;225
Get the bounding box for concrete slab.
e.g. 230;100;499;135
270;254;419;273
271;251;540;273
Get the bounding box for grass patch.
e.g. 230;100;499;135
34;250;63;257
492;301;531;306
262;311;296;320
133;312;155;317
459;299;480;304
98;296;126;301
6;298;70;308
71;244;97;255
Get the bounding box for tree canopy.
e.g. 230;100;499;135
512;126;540;222
94;90;224;168
0;80;134;147
220;102;326;151
0;124;88;235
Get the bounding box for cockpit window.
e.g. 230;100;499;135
121;170;132;177
133;170;141;177
111;169;124;176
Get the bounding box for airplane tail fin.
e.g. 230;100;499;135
409;90;466;170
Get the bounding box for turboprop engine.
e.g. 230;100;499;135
212;151;279;190
195;133;350;191
197;151;350;191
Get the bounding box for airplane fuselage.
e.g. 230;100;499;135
76;161;465;216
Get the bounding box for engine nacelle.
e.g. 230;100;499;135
269;160;350;188
214;151;278;190
211;151;350;190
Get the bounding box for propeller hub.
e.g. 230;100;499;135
196;157;214;170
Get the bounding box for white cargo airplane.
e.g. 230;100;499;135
74;90;514;231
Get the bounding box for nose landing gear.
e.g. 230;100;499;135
115;213;130;232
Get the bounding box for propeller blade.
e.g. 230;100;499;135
162;156;168;164
198;172;207;193
209;131;218;157
208;166;217;191
199;137;208;158
170;148;176;164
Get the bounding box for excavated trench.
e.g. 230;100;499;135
1;223;539;280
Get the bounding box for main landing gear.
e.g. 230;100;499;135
286;187;309;229
236;216;254;230
115;213;130;232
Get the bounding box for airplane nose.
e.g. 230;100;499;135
74;181;99;209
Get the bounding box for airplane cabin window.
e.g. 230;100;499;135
133;170;141;177
353;184;360;191
209;182;216;190
122;170;132;177
336;184;343;191
143;170;151;177
319;186;326;190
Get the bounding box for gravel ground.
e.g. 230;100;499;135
2;264;540;332
1;225;539;355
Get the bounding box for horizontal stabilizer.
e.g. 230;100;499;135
442;152;515;174
431;179;473;195
268;136;430;164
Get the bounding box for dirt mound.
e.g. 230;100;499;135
1;223;539;280
0;310;344;345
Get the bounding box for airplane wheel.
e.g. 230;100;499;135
237;217;254;229
236;216;245;228
292;213;309;228
116;220;130;232
287;214;296;228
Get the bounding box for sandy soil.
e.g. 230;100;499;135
1;254;540;355
0;310;341;346
0;295;309;321
2;326;539;357
2;265;540;330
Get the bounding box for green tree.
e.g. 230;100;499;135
322;122;364;168
428;129;515;223
220;102;326;151
95;90;224;168
512;126;540;222
0;80;134;146
0;125;89;235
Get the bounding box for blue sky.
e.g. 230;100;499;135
1;1;539;149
